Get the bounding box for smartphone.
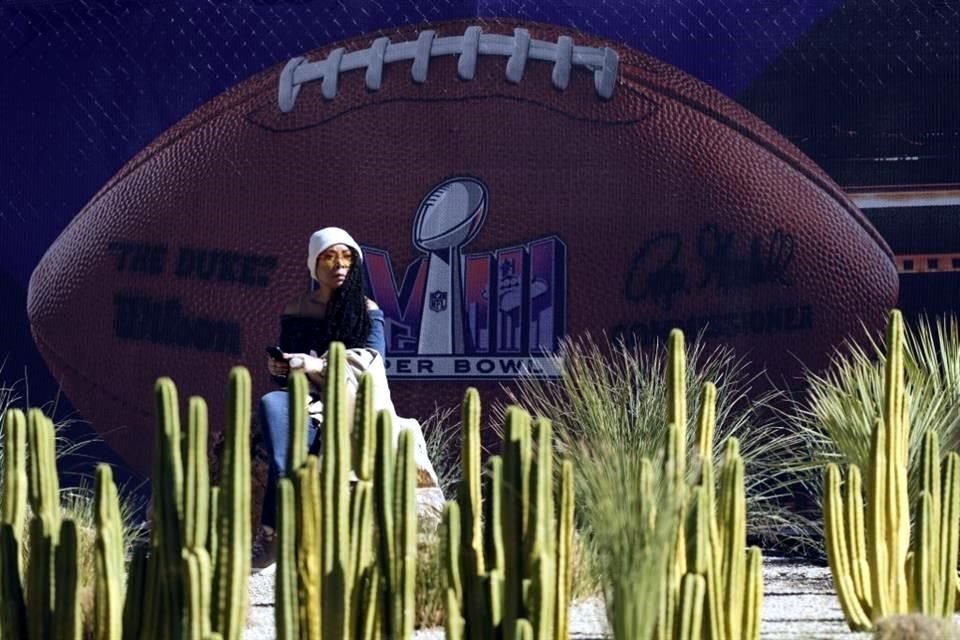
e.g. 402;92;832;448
265;346;285;360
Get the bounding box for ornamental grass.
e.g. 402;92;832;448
499;332;807;557
789;315;960;518
0;369;145;635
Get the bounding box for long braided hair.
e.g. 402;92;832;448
324;249;371;349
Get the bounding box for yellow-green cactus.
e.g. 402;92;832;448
824;310;960;629
0;408;89;640
275;477;298;640
444;390;574;640
212;367;252;640
1;409;27;544
607;329;763;640
273;343;418;640
54;519;81;640
0;409;28;640
667;331;763;640
94;464;125;640
9;368;246;639
115;367;251;640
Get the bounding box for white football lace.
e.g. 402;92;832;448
277;26;619;112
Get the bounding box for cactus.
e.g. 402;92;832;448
1;409;28;544
667;330;763;640
147;376;186;639
457;388;491;640
0;367;255;640
183;547;214;639
0;430;64;640
322;342;353;640
0;522;27;639
347;374;376;640
595;329;762;640
348;479;374;638
501;407;533;640
119;367;252;639
444;501;465;640
743;547;764;639
183;397;211;551
0;409;28;640
27;408;61;538
23;408;63;640
275;477;299;640
394;430;418;639
528;418;557;640
94;464;125;640
555;460;574;640
212;367;252;640
272;343;419;640
444;391;573;640
296;455;322;640
27;515;55;639
676;574;705;640
824;310;960;629
54;519;81;640
122;546;148;640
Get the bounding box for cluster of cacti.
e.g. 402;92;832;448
0;367;252;640
104;365;251;640
0;407;81;639
0;330;769;640
603;329;763;640
442;387;575;640
273;341;418;639
824;309;960;630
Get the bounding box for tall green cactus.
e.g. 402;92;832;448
94;464;125;640
444;501;465;640
0;408;28;640
274;342;419;640
0;407;92;640
25;408;63;640
122;546;147;640
555;460;574;640
0;521;27;639
444;390;574;640
184;397;211;552
115;367;249;640
0;368;252;640
275;477;299;640
27;408;61;538
147;376;186;640
212;367;252;640
602;329;763;640
296;454;322;640
27;516;55;639
1;409;28;543
54;520;82;640
823;310;960;630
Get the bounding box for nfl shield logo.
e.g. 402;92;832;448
429;290;448;313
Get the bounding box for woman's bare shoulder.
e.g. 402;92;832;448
282;293;307;316
365;297;380;311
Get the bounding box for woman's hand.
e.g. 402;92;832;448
286;350;326;382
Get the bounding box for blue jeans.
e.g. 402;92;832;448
259;390;316;528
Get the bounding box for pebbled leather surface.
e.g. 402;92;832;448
28;19;898;474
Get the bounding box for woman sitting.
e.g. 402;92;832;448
254;226;383;569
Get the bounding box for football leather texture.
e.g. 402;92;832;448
28;19;898;474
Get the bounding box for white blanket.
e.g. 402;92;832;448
306;347;440;488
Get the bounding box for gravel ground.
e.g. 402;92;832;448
245;555;875;639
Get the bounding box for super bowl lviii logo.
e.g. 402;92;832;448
362;177;566;379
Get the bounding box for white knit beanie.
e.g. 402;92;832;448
307;227;363;280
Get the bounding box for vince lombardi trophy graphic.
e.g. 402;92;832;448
413;177;488;354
